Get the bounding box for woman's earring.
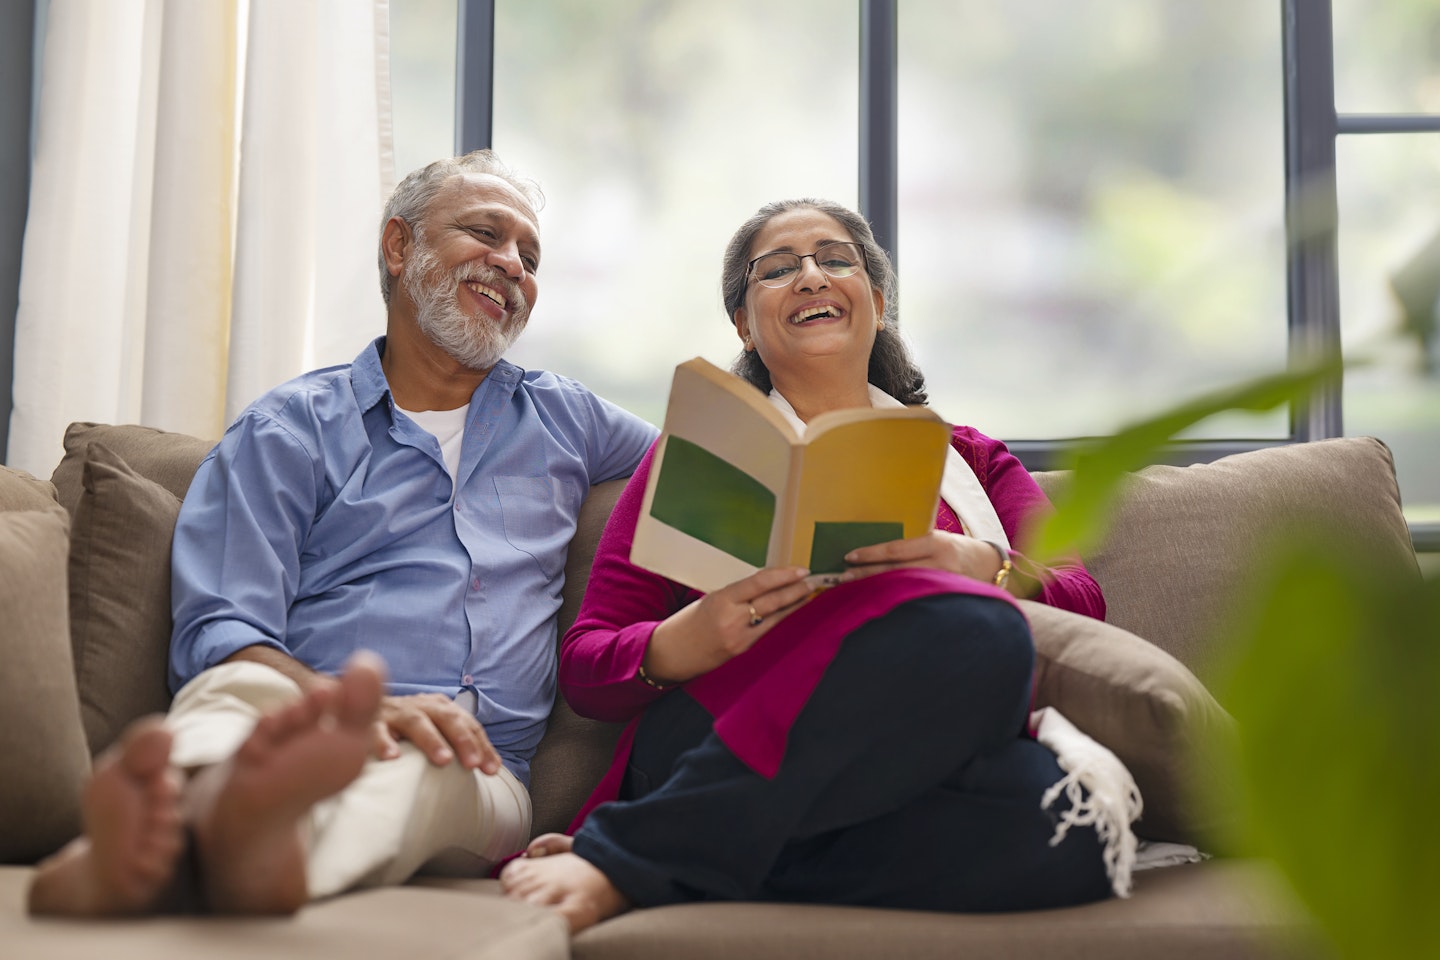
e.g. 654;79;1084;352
743;337;754;351
876;321;886;331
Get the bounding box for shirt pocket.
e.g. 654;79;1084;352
494;475;578;580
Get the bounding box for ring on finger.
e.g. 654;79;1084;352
747;603;764;627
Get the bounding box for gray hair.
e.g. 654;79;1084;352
378;149;545;306
720;198;927;405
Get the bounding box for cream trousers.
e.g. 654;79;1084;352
165;661;532;899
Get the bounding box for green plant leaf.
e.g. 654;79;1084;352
1024;355;1344;562
1208;540;1440;958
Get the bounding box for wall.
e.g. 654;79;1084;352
0;0;37;464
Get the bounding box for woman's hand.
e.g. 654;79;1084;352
842;531;1004;585
642;566;816;684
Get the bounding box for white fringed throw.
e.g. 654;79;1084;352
1031;706;1143;898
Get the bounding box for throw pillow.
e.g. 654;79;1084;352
68;442;182;756
0;508;91;863
51;421;214;517
0;462;60;512
1035;436;1416;676
1024;599;1238;846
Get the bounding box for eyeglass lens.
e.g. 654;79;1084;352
750;242;863;287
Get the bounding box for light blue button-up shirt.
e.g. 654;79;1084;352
169;337;658;785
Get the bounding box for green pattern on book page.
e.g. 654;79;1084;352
809;521;903;574
649;436;776;567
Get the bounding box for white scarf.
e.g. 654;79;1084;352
766;386;1010;547
1032;706;1144;898
769;385;1148;898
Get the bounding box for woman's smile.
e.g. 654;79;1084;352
786;300;847;325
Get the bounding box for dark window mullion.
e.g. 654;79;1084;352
858;0;898;268
1282;0;1344;442
455;0;495;154
1336;114;1440;134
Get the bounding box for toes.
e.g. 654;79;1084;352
116;717;174;778
525;833;574;858
337;651;387;729
143;766;184;807
240;688;329;760
499;860;542;898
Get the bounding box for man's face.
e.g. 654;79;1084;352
402;173;541;371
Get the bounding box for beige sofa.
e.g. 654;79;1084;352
2;421;1419;959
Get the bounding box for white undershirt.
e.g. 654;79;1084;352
397;403;469;482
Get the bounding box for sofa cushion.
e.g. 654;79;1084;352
1024;601;1236;845
0;463;59;513
51;421;214;517
0;867;569;960
68;442;183;756
0;508;91;864
529;479;630;838
566;860;1326;960
1034;436;1417;677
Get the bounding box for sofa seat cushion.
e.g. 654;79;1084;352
0;507;90;863
567;860;1327;960
0;866;568;960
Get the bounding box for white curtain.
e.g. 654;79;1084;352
7;0;394;477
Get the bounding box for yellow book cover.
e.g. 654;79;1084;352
630;358;952;593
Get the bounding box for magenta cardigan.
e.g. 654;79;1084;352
557;426;1104;831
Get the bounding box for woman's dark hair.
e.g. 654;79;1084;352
719;198;928;406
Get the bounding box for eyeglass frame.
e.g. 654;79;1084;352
744;241;869;289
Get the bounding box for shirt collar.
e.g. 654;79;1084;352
351;335;525;413
351;337;392;413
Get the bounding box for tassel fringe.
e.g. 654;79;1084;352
1032;707;1143;899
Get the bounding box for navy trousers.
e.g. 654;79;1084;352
572;594;1113;912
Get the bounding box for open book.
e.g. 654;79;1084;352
630;358;952;593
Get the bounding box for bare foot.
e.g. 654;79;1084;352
28;716;184;916
522;833;575;859
500;851;631;933
189;651;385;914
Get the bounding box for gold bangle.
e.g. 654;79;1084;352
637;663;674;690
983;540;1013;590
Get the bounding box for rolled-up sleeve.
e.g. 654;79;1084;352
169;412;321;691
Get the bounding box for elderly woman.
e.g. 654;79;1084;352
502;199;1126;931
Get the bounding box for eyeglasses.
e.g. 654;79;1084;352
746;242;867;288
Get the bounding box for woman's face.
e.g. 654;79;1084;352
733;208;884;389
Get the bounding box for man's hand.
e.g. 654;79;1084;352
372;693;502;775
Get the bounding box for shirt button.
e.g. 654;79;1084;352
463;674;473;685
471;577;481;590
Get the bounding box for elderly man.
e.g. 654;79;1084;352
28;151;658;916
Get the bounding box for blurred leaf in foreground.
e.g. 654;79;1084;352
1206;538;1440;959
1023;354;1344;563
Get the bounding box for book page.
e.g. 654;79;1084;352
786;414;951;572
631;359;797;592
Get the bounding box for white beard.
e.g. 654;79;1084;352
404;240;531;370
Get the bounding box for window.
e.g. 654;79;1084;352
491;1;857;426
1337;135;1440;525
391;0;1440;536
896;1;1285;440
390;0;457;182
1328;0;1440;530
